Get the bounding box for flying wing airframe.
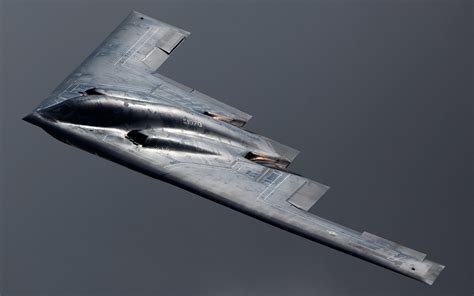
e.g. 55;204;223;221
24;11;444;285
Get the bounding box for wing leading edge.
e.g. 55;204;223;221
25;11;444;285
156;155;444;285
36;11;252;129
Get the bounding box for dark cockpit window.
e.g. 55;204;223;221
126;130;148;145
84;88;104;96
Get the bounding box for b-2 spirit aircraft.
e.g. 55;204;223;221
24;11;444;285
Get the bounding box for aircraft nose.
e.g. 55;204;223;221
22;112;44;127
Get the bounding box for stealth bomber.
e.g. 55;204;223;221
24;11;444;285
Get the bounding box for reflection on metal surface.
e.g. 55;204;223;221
24;11;444;285
204;111;246;127
245;152;290;169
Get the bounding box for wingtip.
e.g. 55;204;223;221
129;11;150;20
422;263;445;285
130;10;144;16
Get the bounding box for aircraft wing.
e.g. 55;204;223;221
81;125;444;286
126;139;443;286
44;114;442;286
37;11;252;126
25;11;444;286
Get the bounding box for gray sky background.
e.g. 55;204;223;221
0;0;472;295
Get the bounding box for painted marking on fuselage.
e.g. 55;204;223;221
183;117;203;127
262;174;289;201
257;170;285;200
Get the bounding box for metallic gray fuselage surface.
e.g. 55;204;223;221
24;11;444;285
